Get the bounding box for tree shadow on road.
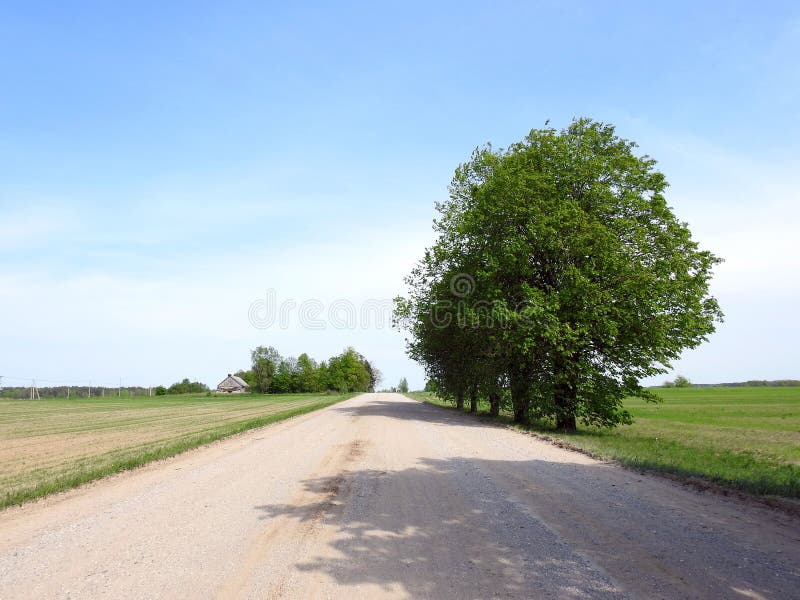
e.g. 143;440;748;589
252;448;798;600
331;399;497;429
254;456;624;599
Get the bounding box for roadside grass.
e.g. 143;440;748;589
0;393;355;510
407;387;800;499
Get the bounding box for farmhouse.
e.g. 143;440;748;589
216;374;249;394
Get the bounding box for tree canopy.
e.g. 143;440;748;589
395;118;722;430
238;346;379;394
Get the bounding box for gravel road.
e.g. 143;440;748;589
1;393;798;599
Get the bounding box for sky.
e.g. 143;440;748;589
1;1;798;390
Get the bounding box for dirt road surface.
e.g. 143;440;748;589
1;393;798;599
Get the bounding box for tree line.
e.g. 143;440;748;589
0;386;155;399
0;380;209;399
394;119;722;431
154;379;209;396
665;379;800;388
235;346;381;394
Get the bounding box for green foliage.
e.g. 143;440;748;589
295;353;322;393
243;346;376;394
250;346;280;393
154;386;167;396
166;378;209;395
398;377;409;393
326;347;372;393
396;118;722;430
270;357;299;394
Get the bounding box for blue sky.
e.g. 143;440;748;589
1;1;798;390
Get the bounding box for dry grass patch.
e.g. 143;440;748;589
0;393;353;509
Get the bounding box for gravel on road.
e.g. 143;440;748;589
0;393;797;599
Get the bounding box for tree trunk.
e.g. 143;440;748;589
489;392;500;416
455;391;464;410
469;387;478;413
553;356;578;432
509;369;530;425
513;405;529;425
556;414;577;431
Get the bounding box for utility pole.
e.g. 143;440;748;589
88;381;91;398
119;377;122;398
67;385;70;399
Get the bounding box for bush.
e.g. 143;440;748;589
166;378;209;395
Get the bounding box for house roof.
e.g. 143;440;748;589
216;374;249;389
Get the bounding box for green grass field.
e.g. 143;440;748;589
0;392;354;509
409;387;800;498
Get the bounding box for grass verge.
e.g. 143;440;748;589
407;388;800;499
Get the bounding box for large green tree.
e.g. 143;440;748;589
398;119;722;430
270;356;300;393
326;347;372;393
295;353;322;392
250;346;281;393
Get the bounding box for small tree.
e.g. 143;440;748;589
398;377;409;393
673;375;691;388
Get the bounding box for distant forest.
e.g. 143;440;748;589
0;377;209;399
1;386;159;399
693;380;800;387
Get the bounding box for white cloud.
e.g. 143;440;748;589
628;126;800;384
0;205;78;251
0;223;432;388
3;123;796;390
